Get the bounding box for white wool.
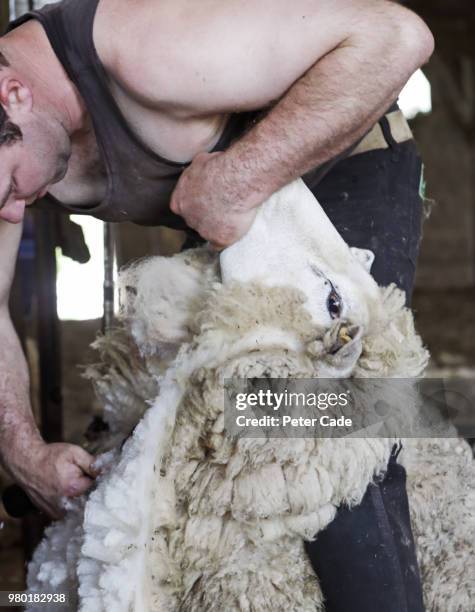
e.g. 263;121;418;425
118;249;218;352
77;374;185;612
402;438;475;611
27;498;85;609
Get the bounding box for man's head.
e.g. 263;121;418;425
0;49;71;223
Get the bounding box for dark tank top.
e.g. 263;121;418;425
7;0;398;229
7;0;258;228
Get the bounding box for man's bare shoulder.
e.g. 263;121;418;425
94;0;358;115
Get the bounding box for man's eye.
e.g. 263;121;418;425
327;289;342;319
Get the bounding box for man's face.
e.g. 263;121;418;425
0;111;70;224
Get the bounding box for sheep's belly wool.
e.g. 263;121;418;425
26;249;474;612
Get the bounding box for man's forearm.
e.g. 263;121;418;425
0;313;43;481
219;4;434;211
0;310;97;517
170;2;434;245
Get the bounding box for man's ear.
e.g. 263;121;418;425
0;77;33;114
308;322;363;377
118;248;218;352
350;247;375;273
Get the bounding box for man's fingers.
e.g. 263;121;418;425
208;241;226;252
16;443;99;519
65;475;94;498
70;447;98;478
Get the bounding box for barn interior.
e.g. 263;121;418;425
0;0;474;603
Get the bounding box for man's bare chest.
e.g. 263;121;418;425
103;76;230;164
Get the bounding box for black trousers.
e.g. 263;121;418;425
303;134;425;612
305;126;423;305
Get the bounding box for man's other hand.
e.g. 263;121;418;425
170;151;259;249
17;442;98;519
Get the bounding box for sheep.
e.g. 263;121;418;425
26;180;474;612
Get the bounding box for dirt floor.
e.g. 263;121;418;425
1;289;474;595
0;514;24;595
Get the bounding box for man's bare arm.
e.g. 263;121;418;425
0;220;97;518
167;0;434;244
221;2;433;196
0;221;42;467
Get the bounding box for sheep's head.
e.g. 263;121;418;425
219;179;427;378
117;179;427;378
220;179;382;333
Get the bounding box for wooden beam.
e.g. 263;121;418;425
34;208;63;443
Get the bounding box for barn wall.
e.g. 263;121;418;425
409;3;475;288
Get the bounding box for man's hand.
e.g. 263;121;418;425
170;152;260;249
11;441;98;519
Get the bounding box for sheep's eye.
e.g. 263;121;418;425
327;289;342;319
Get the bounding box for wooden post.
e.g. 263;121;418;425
34;209;63;444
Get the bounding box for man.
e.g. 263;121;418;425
0;0;433;609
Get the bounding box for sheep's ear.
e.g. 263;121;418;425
308;323;363;377
118;248;218;349
350;247;375;273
